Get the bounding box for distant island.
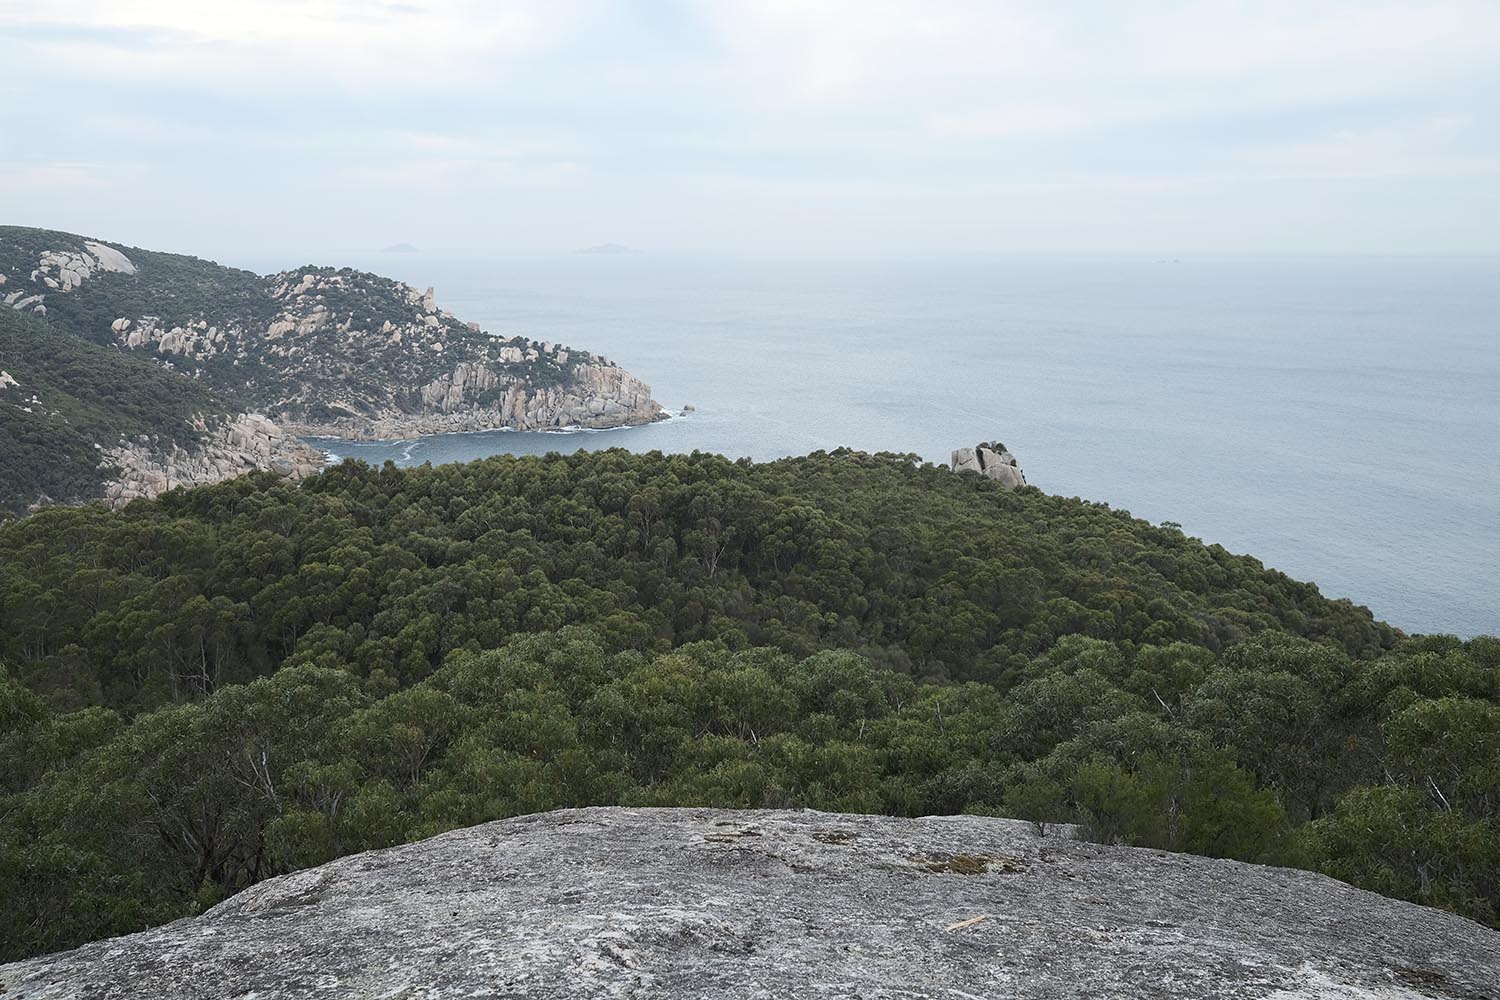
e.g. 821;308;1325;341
0;225;665;512
380;242;419;254
575;243;641;255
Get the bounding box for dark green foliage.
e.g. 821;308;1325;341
2;627;1496;960
0;449;1492;961
0;449;1395;712
0;307;221;512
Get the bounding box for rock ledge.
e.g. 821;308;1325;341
2;807;1494;999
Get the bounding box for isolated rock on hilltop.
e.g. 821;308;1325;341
952;440;1027;487
3;808;1494;999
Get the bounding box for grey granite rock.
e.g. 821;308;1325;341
951;442;1028;488
3;807;1495;999
281;361;664;440
99;412;325;508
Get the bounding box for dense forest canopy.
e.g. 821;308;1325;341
0;449;1494;961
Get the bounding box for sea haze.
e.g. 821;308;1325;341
236;252;1500;638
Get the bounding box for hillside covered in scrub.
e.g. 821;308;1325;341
2;448;1495;961
0;306;224;511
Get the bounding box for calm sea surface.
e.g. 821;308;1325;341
236;253;1500;638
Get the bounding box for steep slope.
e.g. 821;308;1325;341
0;307;320;512
2;807;1494;999
0;226;665;439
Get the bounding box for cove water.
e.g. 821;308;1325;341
239;252;1499;638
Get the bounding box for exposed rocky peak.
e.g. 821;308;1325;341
2;807;1493;999
952;441;1027;488
1;235;138;318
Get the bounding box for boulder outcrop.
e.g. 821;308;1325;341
2;807;1494;999
952;441;1027;487
100;413;325;508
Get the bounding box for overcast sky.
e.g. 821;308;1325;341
1;1;1497;256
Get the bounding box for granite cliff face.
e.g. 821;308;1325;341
3;807;1494;999
952;441;1027;487
0;226;666;446
101;413;325;509
280;358;662;440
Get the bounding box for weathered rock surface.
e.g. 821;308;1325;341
110;266;665;439
281;360;662;440
3;807;1494;999
100;412;325;508
952;441;1027;488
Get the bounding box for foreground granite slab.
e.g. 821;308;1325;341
3;807;1496;999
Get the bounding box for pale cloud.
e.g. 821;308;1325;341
1142;1;1500;78
1241;115;1500;181
0;1;1495;253
927;100;1164;138
0;163;117;190
689;1;1064;103
0;0;575;91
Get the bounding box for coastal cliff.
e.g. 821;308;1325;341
3;807;1493;998
279;358;662;440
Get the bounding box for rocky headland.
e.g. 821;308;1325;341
0;226;667;508
2;807;1494;999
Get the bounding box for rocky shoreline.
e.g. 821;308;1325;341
100;413;325;509
96;381;668;508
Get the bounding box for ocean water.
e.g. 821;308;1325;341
242;253;1499;638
